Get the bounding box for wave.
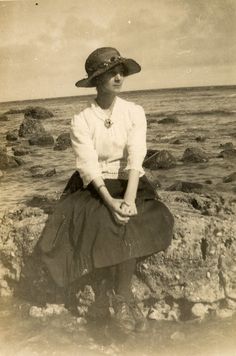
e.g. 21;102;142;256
146;109;236;119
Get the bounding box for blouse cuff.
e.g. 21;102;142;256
75;160;102;187
125;158;145;175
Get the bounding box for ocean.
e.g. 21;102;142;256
0;85;236;212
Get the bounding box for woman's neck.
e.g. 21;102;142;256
95;92;117;110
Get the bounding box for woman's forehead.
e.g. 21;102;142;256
107;64;124;74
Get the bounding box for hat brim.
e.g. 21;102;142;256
75;58;141;88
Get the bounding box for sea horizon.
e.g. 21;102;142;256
1;83;236;106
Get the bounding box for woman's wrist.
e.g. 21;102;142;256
124;195;136;204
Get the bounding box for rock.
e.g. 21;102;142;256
0;146;6;154
148;300;180;321
191;303;209;319
0;170;4;178
19;115;46;137
44;303;68;316
225;299;236;310
0;190;236;316
26;194;58;214
0;146;21;169
24;106;54;120
182;147;209;163
31;167;56;178
13;157;25;166
195;136;206;142
6;130;18;141
131;275;151;301
166;181;204;193
218;149;236;159
54;132;71;151
29;134;54;147
158;116;179;124
12;146;30;156
170;139;182;145
219;142;234;150
29;165;43;173
144;149;159;160
0;114;9;122
143;150;176;169
205;179;213;184
137;190;236;304
29;306;45;318
223;172;236;183
216;308;235;319
0;206;51;302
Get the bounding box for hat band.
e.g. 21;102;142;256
87;55;122;74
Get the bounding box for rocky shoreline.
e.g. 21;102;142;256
0;105;236;326
0;186;235;324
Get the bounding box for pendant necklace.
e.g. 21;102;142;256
103;107;114;129
95;98;115;129
104;115;113;129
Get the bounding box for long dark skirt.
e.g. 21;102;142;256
37;172;174;288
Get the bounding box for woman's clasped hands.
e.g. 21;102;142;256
108;198;137;225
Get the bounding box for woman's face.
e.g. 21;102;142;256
96;64;125;95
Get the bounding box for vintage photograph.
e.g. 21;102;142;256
0;0;236;355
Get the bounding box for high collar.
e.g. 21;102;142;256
91;96;120;120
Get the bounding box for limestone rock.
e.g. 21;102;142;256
19;116;46;137
195;136;206;142
12;146;30;156
223;172;236;183
0;146;21;169
218;148;236;158
24;106;54;120
0;190;236;315
170;138;182;145
54;132;71;151
158;116;179;124
148;300;180;321
166;181;204;194
219;142;234;150
6;130;18;141
216;308;235;319
191;303;209;319
143;150;176;169
26;194;58;214
30;166;56;178
182;147;209;163
29;134;54;147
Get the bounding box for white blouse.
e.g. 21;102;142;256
70;96;147;187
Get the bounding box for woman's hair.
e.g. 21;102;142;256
92;63;128;88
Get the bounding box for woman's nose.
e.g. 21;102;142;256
114;73;122;81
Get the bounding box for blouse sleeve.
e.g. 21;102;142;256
125;104;147;174
70;112;101;187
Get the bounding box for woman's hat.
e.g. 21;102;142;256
75;47;141;88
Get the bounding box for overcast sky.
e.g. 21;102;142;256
0;0;236;102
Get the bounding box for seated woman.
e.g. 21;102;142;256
38;47;174;333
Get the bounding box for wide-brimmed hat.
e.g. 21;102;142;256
75;47;141;88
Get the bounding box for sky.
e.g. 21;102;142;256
0;0;236;102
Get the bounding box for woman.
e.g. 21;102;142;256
38;47;174;333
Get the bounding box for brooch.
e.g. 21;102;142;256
104;118;113;128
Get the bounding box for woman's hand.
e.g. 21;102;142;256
120;201;137;216
107;198;134;225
